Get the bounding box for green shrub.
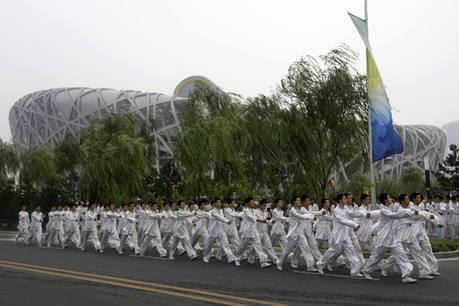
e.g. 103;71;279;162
430;238;459;252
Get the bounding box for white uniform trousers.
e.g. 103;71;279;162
80;229;101;251
205;233;235;262
270;232;287;253
318;241;363;274
169;233;196;258
47;228;65;247
277;236;315;269
100;229;120;251
383;241;431;275
418;237;439;273
363;244;413;278
140;234;167;257
235;236;268;266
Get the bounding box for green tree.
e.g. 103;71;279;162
342;172;371;197
0;140;19;188
19;146;63;192
400;166;424;193
278;45;368;197
436;144;459;194
174;83;248;198
79;114;147;203
54;137;81;202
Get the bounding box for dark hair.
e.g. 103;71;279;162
301;195;310;202
244;197;253;204
344;192;352;197
178;200;186;205
259;198;268;205
320;198;328;205
360;194;370;201
379;193;389;204
291;195;300;203
398;193;408;203
336;193;346;202
273;198;282;205
226;197;234;204
211;197;221;205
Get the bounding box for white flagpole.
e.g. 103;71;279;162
365;0;377;209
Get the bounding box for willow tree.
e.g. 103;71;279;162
19;146;63;192
279;45;368;197
0;140;19;188
174;83;249;198
54;137;81;201
79;114;147;203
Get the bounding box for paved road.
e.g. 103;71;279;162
0;241;458;306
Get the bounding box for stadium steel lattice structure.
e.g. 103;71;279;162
374;125;447;180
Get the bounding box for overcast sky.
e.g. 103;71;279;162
1;0;458;141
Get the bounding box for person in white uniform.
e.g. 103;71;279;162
363;193;417;283
254;199;277;263
276;196;316;271
47;206;65;248
270;199;288;253
224;198;243;252
203;198;237;264
317;194;363;277
235;197;270;268
314;199;332;249
118;203;140;255
15;206;30;244
27;206;43;246
140;202;167;257
100;203;120;252
381;193;435;280
80;203;102;252
191;200;210;252
64;205;81;248
169;200;198;260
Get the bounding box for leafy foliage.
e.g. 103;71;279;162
436;144;459;194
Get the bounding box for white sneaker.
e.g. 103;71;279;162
419;274;434;280
169;255;175;260
363;272;374;280
290;262;298;269
190;254;199;260
380;269;388;277
261;262;272;268
276;263;283;271
235;260;241;267
430;271;441;276
401;277;417;283
351;272;364;277
203;257;209;263
98;249;104;253
307;267;319;272
317;267;324;275
326;264;334;272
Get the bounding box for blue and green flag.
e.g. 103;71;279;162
349;12;403;162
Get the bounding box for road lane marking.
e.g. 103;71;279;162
0;259;289;306
293;270;368;280
0;262;245;306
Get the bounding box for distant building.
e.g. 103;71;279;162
8;76;216;170
443;121;459;154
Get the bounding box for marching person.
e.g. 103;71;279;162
254;199;278;264
15;206;30;244
191;200;210;252
316;194;363;277
270;198;288;253
47;205;65;248
100;203;120;252
64;204;81;248
203;198;237;264
276;196;316;271
169;200;198;260
224;198;242;252
362;193;417;283
314;199;332;249
118;203;140;255
140;202;167;257
80;203;102;252
235;197;270;268
27;206;43;246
